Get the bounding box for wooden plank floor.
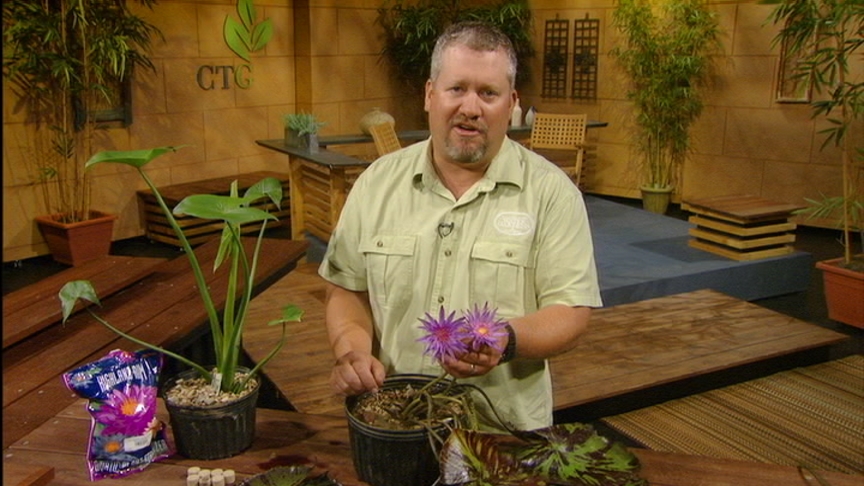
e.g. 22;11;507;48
243;264;849;416
2;238;307;450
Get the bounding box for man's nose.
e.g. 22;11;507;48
459;92;482;118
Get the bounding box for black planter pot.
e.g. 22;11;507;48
346;374;466;486
164;367;260;460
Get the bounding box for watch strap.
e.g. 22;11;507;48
500;323;517;364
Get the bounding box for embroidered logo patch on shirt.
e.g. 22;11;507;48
494;212;535;236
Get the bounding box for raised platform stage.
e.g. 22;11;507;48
305;195;812;307
585;196;811;306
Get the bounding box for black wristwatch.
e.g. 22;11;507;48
499;323;517;363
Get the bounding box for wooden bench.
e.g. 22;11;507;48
2;237;307;449
2;255;167;349
137;171;291;247
242;264;849;417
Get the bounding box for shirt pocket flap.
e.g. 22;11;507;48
471;241;532;267
360;235;417;256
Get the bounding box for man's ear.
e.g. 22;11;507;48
424;79;433;112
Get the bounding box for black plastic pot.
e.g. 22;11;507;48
346;374;470;486
164;367;260;460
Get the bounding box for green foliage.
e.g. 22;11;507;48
283;111;327;136
60;146;303;394
376;0;534;91
610;0;721;190
224;0;273;62
764;0;863;263
2;0;161;222
438;424;648;485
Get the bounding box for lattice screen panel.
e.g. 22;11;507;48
571;16;599;100
542;18;569;99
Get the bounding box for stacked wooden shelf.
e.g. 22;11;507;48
137;171;290;247
682;195;803;261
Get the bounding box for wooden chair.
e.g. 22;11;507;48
528;112;588;186
369;122;401;157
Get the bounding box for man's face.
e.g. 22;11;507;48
424;44;516;166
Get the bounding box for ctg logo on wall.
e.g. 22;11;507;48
197;0;273;90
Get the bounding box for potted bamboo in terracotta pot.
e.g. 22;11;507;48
2;0;160;265
765;0;863;328
610;0;722;214
59;146;304;459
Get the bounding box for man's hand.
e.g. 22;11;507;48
440;344;503;379
330;350;386;395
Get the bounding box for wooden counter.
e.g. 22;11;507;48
4;398;862;486
256;122;609;242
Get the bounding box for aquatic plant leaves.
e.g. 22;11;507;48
238;465;342;486
439;424;648;486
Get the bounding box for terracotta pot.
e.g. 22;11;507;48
640;186;673;215
35;210;117;266
163;367;260;460
816;257;864;329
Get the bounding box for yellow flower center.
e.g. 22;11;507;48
120;398;143;416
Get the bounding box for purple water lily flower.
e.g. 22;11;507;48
92;384;156;436
462;302;508;353
417;306;469;361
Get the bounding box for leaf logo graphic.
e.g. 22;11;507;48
224;0;273;62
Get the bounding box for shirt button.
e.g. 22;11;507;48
377;241;383;247
444;250;452;257
437;296;445;303
506;251;513;257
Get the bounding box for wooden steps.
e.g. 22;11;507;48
2;238;307;449
2;255;168;349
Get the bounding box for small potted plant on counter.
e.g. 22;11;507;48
283;111;327;152
59;145;303;459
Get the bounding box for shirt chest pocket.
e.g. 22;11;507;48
360;235;417;311
470;241;535;317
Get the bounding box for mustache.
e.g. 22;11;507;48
451;116;487;133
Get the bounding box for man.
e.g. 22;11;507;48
318;21;602;431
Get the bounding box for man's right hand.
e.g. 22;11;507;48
330;350;386;395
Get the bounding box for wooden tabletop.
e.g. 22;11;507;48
682;194;804;223
4;399;861;486
242;264;848;416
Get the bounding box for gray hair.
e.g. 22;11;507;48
429;21;518;89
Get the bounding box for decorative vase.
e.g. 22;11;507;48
163;367;261;460
359;108;395;135
35;210;117;266
640;185;673;215
307;133;319;153
346;374;467;486
524;106;537;127
816;257;864;329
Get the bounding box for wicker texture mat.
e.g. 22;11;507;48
602;355;864;474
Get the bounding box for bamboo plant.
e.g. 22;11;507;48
764;0;863;267
610;0;722;193
3;0;161;223
60;146;302;395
